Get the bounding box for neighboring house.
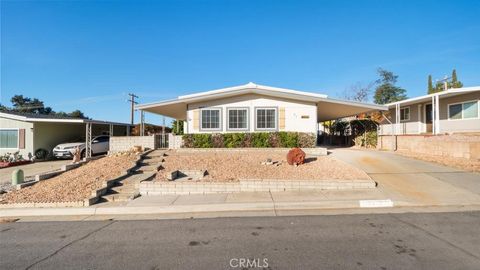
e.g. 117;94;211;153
0;111;131;159
136;82;387;135
379;86;480;135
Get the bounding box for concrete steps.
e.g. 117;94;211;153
98;151;164;203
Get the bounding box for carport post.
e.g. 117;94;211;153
109;124;113;136
85;122;92;158
140;110;145;136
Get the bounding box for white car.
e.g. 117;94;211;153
53;135;110;159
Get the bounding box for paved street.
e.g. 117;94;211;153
1;211;480;270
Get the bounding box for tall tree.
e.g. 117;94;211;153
68;110;87;119
427;75;434;94
373;68;407;104
172;120;184;135
10;95;53;114
451;69;463;88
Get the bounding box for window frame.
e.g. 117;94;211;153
448;100;479;121
400;107;410;121
226;107;249;131
0;128;20;150
199;107;222;131
254;107;278;131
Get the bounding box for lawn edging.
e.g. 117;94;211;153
139;179;376;195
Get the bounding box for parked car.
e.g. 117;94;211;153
52;135;110;159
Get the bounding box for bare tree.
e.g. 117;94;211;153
342;81;376;103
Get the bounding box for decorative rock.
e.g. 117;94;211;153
287;148;306;166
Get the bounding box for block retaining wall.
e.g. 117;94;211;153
109;136;156;153
139;179;376;195
378;134;480;160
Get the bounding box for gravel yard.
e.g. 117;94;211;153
0;153;137;204
156;150;370;182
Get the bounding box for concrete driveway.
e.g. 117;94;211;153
331;148;480;206
0;159;71;185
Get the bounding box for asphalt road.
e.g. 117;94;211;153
1;211;480;270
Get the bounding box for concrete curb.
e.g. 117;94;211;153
2;200;480;218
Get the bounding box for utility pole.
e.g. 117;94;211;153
127;93;139;125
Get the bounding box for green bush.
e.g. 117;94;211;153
181;132;317;148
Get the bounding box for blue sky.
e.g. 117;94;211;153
1;0;479;125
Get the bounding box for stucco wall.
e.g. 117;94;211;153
380;91;480;135
0;118;34;158
185;94;318;134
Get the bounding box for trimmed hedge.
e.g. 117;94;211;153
182;132;316;148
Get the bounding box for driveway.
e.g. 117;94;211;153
0;160;71;185
331;148;480;206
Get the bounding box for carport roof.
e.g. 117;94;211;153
136;82;387;121
385;86;480;108
0;111;132;126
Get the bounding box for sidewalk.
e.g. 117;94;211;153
3;186;480;222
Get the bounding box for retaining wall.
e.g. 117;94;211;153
109;136;155;152
378;134;480;160
175;147;328;156
139;179;376;195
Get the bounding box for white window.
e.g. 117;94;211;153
255;108;277;130
200;108;221;130
0;129;19;149
400;107;410;121
449;101;479;120
227;108;248;130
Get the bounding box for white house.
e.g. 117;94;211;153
136;82;387;135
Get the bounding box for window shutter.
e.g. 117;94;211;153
193;110;199;131
19;129;26;149
279;107;286;130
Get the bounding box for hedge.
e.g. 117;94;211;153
182;132;316;148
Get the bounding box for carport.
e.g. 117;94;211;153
0;111;131;159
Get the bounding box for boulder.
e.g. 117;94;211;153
287;148;306;166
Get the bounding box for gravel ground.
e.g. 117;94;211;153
397;150;480;172
0;153;138;204
156;150;370;182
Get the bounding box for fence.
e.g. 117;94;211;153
155;134;169;149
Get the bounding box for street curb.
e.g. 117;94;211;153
2;200;480;218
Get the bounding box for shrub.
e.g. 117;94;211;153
182;132;317;148
279;131;298;147
251;132;270;148
182;134;194;148
193;134;213;148
212;133;224;148
298;133;316;148
224;133;245;148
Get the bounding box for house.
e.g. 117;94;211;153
136;82;387;135
0;111;131;159
379;86;480;135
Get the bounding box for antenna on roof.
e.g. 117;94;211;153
436;76;451;91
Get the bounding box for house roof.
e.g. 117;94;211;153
136;82;387;121
0;111;132;126
385;86;480;108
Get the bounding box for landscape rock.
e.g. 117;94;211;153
287;148;306;166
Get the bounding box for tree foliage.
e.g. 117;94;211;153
429;69;464;94
373;68;407;104
171;120;184;135
3;95;88;118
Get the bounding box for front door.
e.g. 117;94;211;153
425;104;433;133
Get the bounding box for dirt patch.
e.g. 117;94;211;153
0;153;137;204
396;150;480;172
156;150;370;182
